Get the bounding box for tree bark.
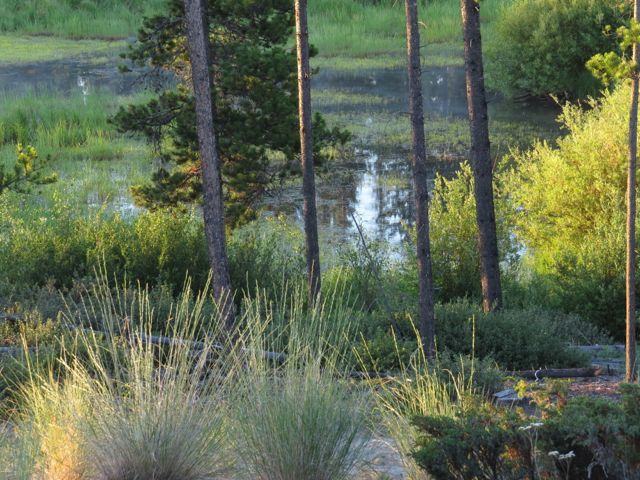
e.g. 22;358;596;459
183;0;235;329
295;0;322;304
460;0;502;312
626;0;639;383
405;0;436;357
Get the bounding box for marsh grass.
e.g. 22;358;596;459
309;0;512;58
2;0;508;58
0;91;152;209
0;35;125;65
0;91;142;149
0;0;166;39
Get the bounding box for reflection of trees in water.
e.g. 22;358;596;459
312;150;465;246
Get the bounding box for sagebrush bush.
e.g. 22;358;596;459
486;0;627;98
356;300;596;371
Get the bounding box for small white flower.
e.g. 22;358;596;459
548;451;560;457
558;451;576;461
519;425;532;431
530;422;544;428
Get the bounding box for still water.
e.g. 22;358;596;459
0;55;559;248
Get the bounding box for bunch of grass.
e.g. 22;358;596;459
232;285;372;480
16;274;235;480
359;325;477;480
0;421;38;480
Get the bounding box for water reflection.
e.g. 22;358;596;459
0;58;143;97
0;56;560;248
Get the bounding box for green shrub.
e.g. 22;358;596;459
505;85;637;336
356;300;595;371
412;403;534;480
436;301;592;370
402;163;519;304
0;198;209;292
228;215;305;301
486;0;627;98
322;237;402;312
0;198;308;300
413;385;640;480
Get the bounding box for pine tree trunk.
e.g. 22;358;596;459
295;0;321;304
183;0;235;329
460;0;502;312
626;0;639;383
405;0;436;357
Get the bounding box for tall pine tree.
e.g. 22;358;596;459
113;0;348;227
461;0;502;312
405;0;436;357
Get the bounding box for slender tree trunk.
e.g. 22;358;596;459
183;0;235;329
405;0;436;357
295;0;321;304
626;0;639;383
461;0;502;312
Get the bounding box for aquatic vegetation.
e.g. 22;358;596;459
0;35;124;65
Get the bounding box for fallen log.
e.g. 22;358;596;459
348;371;395;380
508;367;602;380
573;344;625;353
82;329;287;364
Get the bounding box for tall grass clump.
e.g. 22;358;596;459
15;274;235;480
231;286;372;480
359;327;478;480
0;422;37;480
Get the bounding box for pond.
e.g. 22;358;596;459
0;54;560;250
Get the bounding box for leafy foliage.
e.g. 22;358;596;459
113;0;349;226
413;385;640;480
421;163;518;303
588;19;640;86
0;144;56;195
505;85;637;335
486;0;628;98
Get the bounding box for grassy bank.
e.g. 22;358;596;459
0;35;124;64
0;0;166;39
309;0;511;59
0;0;513;65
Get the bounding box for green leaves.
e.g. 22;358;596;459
0;144;56;195
486;0;628;98
587;20;640;87
114;0;349;227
